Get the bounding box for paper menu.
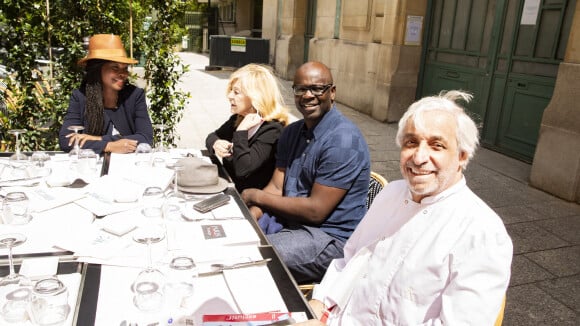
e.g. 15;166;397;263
95;261;289;326
166;219;261;250
222;265;288;314
72;175;141;216
94;265;238;326
0;203;94;256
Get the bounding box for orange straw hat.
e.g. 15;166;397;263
78;34;138;66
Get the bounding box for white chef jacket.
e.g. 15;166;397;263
312;177;513;325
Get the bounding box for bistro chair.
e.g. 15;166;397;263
494;295;506;326
299;171;388;299
366;171;388;209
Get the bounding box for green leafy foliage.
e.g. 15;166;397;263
0;0;190;151
141;0;191;147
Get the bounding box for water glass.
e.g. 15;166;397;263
1;286;31;323
30;151;50;168
135;143;152;166
31;151;52;177
77;149;98;176
162;200;182;222
163;254;197;311
29;277;70;326
2;192;31;225
140;187;165;218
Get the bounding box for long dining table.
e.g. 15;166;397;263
0;150;314;325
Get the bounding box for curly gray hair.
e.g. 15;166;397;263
395;90;480;169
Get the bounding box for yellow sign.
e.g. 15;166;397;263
231;37;247;53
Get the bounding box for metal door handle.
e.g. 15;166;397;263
445;71;460;78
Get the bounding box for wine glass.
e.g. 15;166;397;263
152;123;168;153
0;233;29;287
7;129;28;164
166;162;186;200
67;125;85;157
131;224;166;312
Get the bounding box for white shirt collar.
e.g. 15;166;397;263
405;176;467;205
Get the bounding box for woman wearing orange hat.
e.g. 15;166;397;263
59;34;153;154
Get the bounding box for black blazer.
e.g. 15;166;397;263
59;84;153;154
206;114;284;192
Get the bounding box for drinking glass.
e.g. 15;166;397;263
29;277;70;325
67;125;85;157
31;151;50;170
131;223;166;312
141;187;165;218
77;148;98;176
2;192;31;225
152;123;168;153
7;129;28;164
163;253;197;312
0;233;29;287
1;286;31;323
166;161;186;200
135;143;153;166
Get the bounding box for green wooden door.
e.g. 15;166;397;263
420;0;575;162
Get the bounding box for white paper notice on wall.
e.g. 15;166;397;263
521;0;541;25
405;15;423;46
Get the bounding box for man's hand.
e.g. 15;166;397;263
104;139;138;154
249;205;263;220
241;188;260;206
212;139;233;158
308;299;327;320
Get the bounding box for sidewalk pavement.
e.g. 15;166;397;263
173;52;580;325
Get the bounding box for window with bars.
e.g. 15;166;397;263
219;1;236;23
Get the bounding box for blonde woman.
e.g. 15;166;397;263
206;64;289;192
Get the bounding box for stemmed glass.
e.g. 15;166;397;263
166;162;185;200
7;129;28;164
0;233;29;287
131;224;166;312
152;123;168;153
67;125;85;157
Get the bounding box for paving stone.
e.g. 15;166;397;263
532;215;580;245
525;246;580;277
505;284;578;326
510;255;555;286
494;205;547;225
506;223;570;254
536;274;580;313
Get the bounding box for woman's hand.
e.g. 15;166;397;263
104;139;138;154
212;139;233;158
66;133;102;148
236;113;262;131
